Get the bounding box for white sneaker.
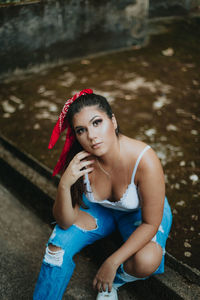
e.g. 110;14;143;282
96;287;118;300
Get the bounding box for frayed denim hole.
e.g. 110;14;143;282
73;216;98;232
151;238;165;256
152;229;167;256
73;211;98;232
43;245;64;267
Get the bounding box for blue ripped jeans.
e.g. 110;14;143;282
33;195;172;299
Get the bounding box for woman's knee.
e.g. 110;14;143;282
44;244;65;267
73;210;98;231
43;213;98;268
48;244;62;252
124;241;163;278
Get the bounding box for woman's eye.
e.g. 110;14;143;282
93;119;102;127
76;128;85;135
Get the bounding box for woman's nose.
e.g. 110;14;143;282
87;128;97;140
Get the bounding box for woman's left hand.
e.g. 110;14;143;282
93;258;118;292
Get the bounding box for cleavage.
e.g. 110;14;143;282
91;179;130;203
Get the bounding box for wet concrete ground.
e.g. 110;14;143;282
0;181;51;298
0;16;199;270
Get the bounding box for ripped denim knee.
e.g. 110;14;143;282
44;246;65;267
43;219;101;265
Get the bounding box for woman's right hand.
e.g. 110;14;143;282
60;151;94;188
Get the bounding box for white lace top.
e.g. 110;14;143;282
84;145;151;212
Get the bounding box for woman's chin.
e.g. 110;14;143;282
91;147;107;157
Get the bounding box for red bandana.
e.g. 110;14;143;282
48;89;93;176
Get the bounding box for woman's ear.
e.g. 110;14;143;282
111;114;118;130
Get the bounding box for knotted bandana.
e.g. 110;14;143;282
48;89;93;176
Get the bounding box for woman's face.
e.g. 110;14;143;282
72;105;117;156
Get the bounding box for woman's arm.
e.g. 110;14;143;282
53;151;94;229
109;148;165;266
93;148;165;291
109;148;165;267
53;180;79;230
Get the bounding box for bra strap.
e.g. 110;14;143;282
131;145;151;183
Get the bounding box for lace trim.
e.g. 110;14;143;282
85;177;140;210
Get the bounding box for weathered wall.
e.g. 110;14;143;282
149;0;200;17
0;0;199;77
0;0;148;76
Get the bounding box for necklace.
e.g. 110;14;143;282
96;159;110;177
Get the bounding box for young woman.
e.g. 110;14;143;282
34;89;172;300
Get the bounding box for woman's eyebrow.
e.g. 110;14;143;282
74;115;101;129
74;125;83;130
89;115;101;123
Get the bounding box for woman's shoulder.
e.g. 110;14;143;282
120;135;161;170
120;135;149;158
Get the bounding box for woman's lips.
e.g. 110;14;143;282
91;142;102;149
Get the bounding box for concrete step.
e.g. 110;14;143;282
0;134;200;300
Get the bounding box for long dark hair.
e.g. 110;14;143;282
64;93;119;208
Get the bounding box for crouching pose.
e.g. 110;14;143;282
34;89;172;299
